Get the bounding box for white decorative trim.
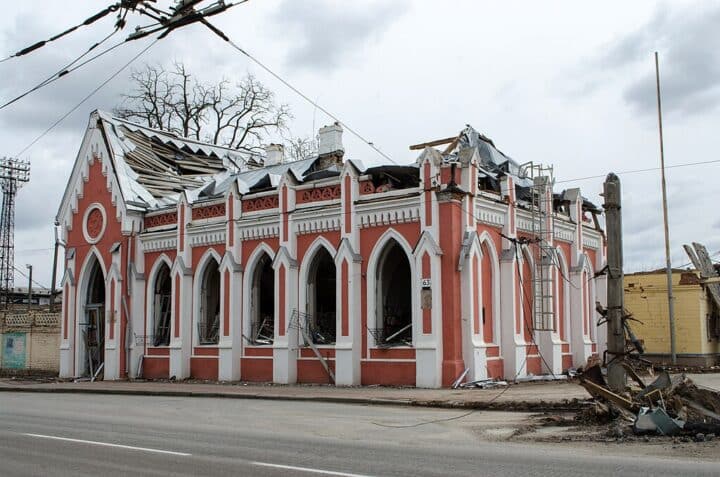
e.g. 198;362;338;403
475;198;506;227
358;207;420;228
516;210;534;233
82;203;107;244
189;230;227;247
582;229;601;249
140;229;178;252
295;217;341;234
553;220;575;243
238;224;280;240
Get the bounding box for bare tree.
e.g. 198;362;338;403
284;135;318;162
114;62;292;155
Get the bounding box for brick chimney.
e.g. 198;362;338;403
264;143;284;167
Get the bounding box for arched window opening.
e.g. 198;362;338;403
83;257;105;377
481;242;495;343
152;264;172;346
251;253;274;344
198;259;220;345
374;240;412;347
306;248;336;345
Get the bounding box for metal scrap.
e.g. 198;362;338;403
578;360;720;437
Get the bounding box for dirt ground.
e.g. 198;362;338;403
470;410;720;460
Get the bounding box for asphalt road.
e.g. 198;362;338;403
0;392;717;476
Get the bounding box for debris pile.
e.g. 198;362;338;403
577;358;720;438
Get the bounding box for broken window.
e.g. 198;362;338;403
251;253;275;344
306;248;336;345
198;259;220;345
374;240;412;347
152;264;172;346
83;257;105;377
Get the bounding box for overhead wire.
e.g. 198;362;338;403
0;1;133;63
555;158;720;184
199;20;399;165
14;265;50;290
16;38;160;158
0;29;125;111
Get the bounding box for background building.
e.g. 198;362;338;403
625;269;720;366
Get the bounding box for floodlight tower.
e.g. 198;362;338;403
0;157;30;306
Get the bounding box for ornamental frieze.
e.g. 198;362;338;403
144;212;177;229
192;203;226;220
242;195;279;212
359;181;375;195
297;185;341;203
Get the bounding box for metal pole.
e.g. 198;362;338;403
50;223;60;311
604;173;626;392
655;51;677;365
26;264;32;310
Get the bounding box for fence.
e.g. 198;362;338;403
0;311;60;375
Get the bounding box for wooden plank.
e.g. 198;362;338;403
686;243;720;312
409;136;457;150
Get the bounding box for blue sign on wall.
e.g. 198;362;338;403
2;333;26;369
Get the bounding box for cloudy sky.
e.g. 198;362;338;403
0;0;717;288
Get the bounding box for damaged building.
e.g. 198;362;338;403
57;110;605;387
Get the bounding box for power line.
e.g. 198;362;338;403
555;158;720;184
16;38;160;158
0;1;137;63
200;20;398;165
0;30;125;111
14;265;49;290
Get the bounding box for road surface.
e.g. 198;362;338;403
0;392;716;476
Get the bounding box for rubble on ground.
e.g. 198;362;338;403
575;357;720;439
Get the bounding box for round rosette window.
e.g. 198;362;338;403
83;204;107;244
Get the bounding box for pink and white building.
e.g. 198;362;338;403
57;110;605;387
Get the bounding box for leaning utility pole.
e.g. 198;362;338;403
604;173;626;392
655;51;677;365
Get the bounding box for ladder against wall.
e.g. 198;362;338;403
522;163;556;331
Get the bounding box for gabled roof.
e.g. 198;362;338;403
90;111;337;210
97;111;255;207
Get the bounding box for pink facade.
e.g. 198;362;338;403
57;112;606;387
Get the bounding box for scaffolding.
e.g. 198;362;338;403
520;162;556;331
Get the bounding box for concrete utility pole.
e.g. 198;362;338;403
655;51;677;365
50;222;60;311
604;173;626;392
26;263;32;310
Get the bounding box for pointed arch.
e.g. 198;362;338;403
244;243;276;345
581;253;596;341
146;254;173;346
519;244;535;341
479;231;501;346
193;248;222;345
299;236;338;345
76;248;107;377
367;228;416;347
555;247;571;343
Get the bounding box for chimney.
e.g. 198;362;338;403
264;143;284;167
318;122;344;158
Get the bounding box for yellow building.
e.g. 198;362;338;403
624;269;720;366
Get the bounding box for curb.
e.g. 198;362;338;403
0;385;585;412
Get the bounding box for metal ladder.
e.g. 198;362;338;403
524;163;556;331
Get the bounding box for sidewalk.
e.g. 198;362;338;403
0;378;591;411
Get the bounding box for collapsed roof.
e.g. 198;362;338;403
87;112;599;218
412;125;600;215
95;111;350;210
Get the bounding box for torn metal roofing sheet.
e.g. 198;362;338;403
93;110;335;209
